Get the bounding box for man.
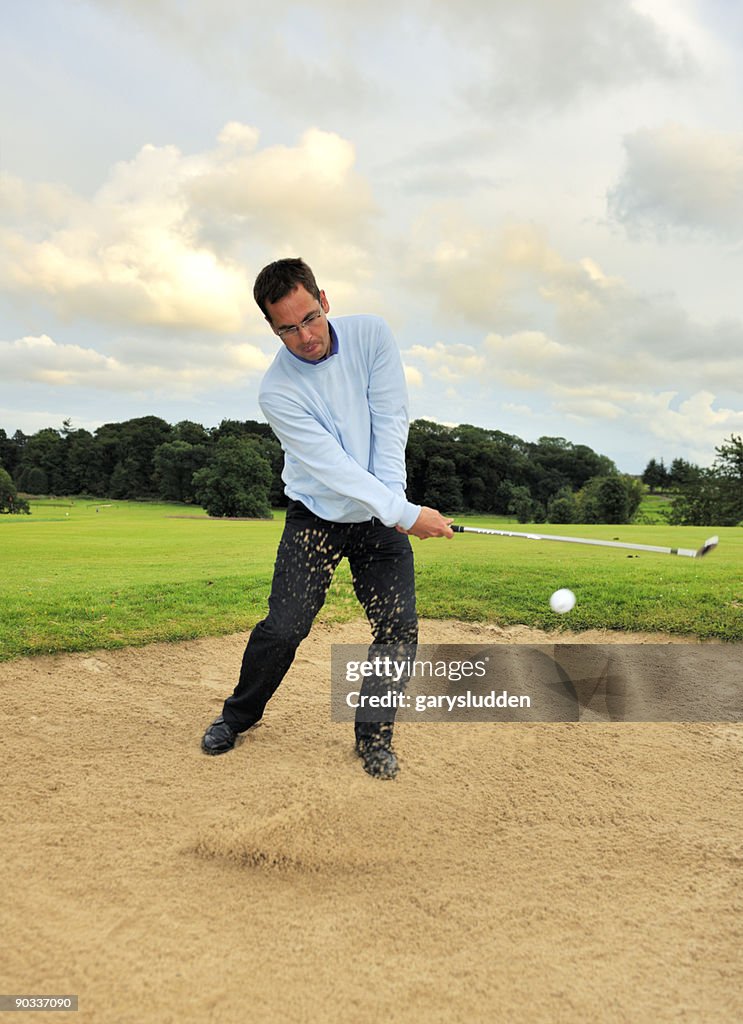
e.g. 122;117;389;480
201;258;453;778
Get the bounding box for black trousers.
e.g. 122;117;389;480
222;500;418;741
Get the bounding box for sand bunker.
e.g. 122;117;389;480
2;619;742;1023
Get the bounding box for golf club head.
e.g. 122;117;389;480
697;536;719;558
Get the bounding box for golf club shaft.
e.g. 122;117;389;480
451;525;717;558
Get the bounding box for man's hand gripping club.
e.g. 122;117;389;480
397;506;454;540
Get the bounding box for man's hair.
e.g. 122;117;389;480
253;258;321;318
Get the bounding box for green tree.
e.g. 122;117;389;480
715;435;743;524
0;466;30;513
406;421;456;506
88;423;125;495
257;434;286;507
193;437;273;518
92;416;172;498
109;458;141;499
642;457;668;493
624;476;644;520
403;421;617;515
494;479;517;515
670;436;743;526
577;475;640;524
546;487;578;524
448;424;503;511
153;440;210;503
173;420;213;446
18;466;49;495
214;419;275;442
12;430;29;463
63;429;97;494
715;434;743;478
669;469;727;526
404;425;427;505
0;430;20;477
668;457;698;488
16;427;66;493
423;455;463;513
508;485;535;523
209;419;284;505
117;416;173;497
530;436;616;498
596;477;629;523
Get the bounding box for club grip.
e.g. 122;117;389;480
451;524;465;532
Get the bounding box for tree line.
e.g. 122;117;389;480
0;415;649;523
641;437;743;526
0;417;281;518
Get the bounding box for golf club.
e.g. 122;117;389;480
451;525;719;559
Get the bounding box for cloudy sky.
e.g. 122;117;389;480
2;0;743;473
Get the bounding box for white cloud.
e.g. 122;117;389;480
0;407;104;436
404;213;743;390
450;0;694;112
0;158;250;331
0;124;375;331
641;390;743;447
186;127;377;299
484;331;574;386
402;216;743;462
405;341;486;381
502;402;535;418
0;334;271;395
188;125;374;236
608;123;743;239
90;0;694;114
404;217;627;333
2;0;740;475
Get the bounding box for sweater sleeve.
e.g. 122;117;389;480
367;321;411;497
260;390;421;529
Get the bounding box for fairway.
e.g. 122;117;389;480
1;498;741;660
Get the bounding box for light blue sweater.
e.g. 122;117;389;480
259;314;421;530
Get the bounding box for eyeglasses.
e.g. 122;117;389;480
275;308;324;340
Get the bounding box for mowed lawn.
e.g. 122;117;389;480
1;497;741;660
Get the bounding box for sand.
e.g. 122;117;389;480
2;618;742;1023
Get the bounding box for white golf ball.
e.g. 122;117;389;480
549;588;576;614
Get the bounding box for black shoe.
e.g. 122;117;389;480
356;736;399;780
201;715;238;755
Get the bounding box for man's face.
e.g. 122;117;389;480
265;285;331;362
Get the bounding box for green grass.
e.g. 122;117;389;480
417;518;742;640
1;498;741;661
635;490;674;524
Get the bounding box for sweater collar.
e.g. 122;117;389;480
286;321;339;365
